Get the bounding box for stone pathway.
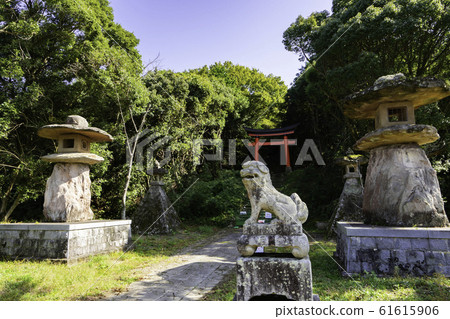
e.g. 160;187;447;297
109;229;241;301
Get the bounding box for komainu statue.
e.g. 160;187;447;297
240;161;308;225
238;161;310;258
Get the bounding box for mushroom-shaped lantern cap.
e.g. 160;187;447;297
38;115;113;142
343;75;450;119
335;154;368;166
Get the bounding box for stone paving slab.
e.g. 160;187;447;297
109;229;241;301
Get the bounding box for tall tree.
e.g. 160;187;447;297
0;0;148;220
281;0;450;219
282;0;450;157
194;62;288;134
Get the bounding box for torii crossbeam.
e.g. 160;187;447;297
244;123;299;168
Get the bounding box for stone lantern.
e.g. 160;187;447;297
331;153;368;227
334;75;450;278
336;153;367;180
343;75;450;227
0;115;130;263
38;115;113;222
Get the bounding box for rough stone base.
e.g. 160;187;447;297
0;220;131;263
335;222;450;277
363;144;449;227
236;256;313;301
132;181;180;235
43;163;94;222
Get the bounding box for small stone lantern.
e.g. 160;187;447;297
38;115;113;222
336;153;367;180
330;154;368;230
343;75;450;227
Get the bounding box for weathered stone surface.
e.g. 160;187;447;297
132;181;180;234
41;152;104;164
38;115;113;142
373;73;407;86
344;76;450;119
0;220;131;262
43;163;94;222
237;217;309;258
241;161;308;225
363;144;449;227
333;177;364;223
354;124;439;151
237;233;309;259
236;256;313;301
242;222;303;235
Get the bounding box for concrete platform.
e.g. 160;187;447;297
335;222;450;276
0;220;131;263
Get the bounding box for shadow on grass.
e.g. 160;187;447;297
309;239;450;301
0;275;38;301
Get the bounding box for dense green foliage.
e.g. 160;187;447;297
282;0;450;216
0;1;287;221
0;0;148;220
171;169;247;226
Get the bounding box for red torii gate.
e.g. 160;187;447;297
244;123;299;168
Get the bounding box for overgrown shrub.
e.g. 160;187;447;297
279;165;342;223
171;169;247;226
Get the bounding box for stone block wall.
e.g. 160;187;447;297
0;220;131;263
335;222;450;277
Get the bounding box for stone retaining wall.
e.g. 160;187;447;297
0;220;131;263
335;222;450;277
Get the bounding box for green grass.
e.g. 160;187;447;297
309;239;449;301
203;237;450;301
0;225;218;301
2;227;448;301
201;271;236;301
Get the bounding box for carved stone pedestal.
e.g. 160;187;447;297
0;220;131;263
237;223;309;258
335;222;450;277
236;256;313;301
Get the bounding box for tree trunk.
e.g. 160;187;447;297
3;193;21;222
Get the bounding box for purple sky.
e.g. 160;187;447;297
108;0;333;86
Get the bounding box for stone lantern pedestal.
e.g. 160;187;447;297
0;115;131;263
334;75;450;277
